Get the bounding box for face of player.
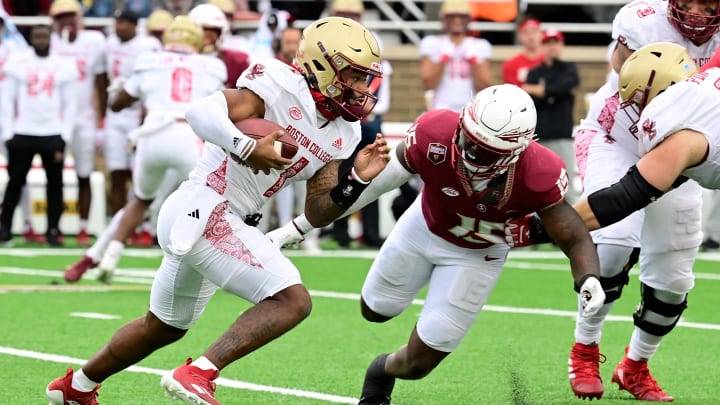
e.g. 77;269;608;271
676;0;720;30
31;26;51;57
202;28;221;53
332;65;380;121
442;14;470;35
53;13;79;42
115;20;137;42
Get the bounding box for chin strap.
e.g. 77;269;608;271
309;88;340;121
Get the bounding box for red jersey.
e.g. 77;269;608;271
404;109;567;249
502;53;544;87
219;48;251;88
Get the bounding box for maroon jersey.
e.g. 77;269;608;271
404;109;568;249
219;48;251;88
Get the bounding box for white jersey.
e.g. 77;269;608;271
419;35;492;112
0;50;78;140
638;67;720;188
613;0;720;73
0;39;25;136
123;51;227;119
187;58;362;216
50;30;106;116
105;34;161;122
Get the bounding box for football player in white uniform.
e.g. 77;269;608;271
104;9;161;214
63;17;226;285
49;0;108;246
46;16;389;405
575;44;720;223
419;0;492;112
562;0;720;401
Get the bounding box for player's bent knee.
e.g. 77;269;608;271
633;283;687;336
360;297;393;323
272;284;312;321
146;311;188;344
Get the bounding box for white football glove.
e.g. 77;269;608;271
578;275;605;321
107;76;126;93
266;220;305;249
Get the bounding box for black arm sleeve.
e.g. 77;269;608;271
587;165;665;228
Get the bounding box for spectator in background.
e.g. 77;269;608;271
50;0;108;246
157;0;197;16
145;8;173;42
502;15;543;87
249;8;291;62
0;24;77;246
419;0;492;112
524;29;580;203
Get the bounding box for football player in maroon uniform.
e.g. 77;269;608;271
267;84;605;404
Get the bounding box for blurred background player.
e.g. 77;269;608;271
189;3;249;88
104;9;161;216
419;0;492;112
49;0;108;246
502;15;543;87
64;16;226;284
145;8;173;43
207;0;250;53
0;24;77;246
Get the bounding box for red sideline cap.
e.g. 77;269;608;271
542;29;564;43
518;18;541;30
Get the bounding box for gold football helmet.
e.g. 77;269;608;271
619;42;697;111
49;0;82;17
296;17;382;121
208;0;237;15
147;9;174;34
162;16;204;53
440;0;471;35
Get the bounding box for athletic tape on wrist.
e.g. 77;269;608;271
330;167;371;208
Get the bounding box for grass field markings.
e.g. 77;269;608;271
69;312;121;320
4;268;720;332
0;285;151;293
0;346;360;404
505;260;720;280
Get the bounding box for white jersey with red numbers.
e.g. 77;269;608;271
186;58;362;218
123;51;227;118
638;67;720;189
50;30;107;117
1;49;78;139
572;0;707;259
419;35;492;112
122;50;226;200
0;39;25;138
105;34;161;121
613;0;720;69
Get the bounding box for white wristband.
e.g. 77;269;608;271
292;214;314;235
232;128;257;161
351;167;371;185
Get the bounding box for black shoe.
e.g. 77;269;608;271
46;229;65;247
358;354;395;405
702;238;720;251
0;227;12;246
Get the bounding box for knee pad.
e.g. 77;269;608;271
598;245;639;304
633;282;687;336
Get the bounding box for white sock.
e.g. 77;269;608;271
71;368;99;392
105;239;125;258
79;220;88;230
191;356;219;371
628;329;661;362
86;209;124;261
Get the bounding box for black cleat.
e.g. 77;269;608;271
358;354;395;405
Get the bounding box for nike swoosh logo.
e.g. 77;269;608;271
485;255;500;261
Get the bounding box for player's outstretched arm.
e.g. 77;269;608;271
538;200;605;319
267;140;409;248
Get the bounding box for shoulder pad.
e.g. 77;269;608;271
520;143;568;193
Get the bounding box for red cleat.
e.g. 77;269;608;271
76;228;91;246
22;227;45;244
132;230;155;247
612;349;673;402
64;256;98;283
569;342;605;400
46;368;100;405
161;358;221;405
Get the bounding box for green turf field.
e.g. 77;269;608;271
1;247;719;404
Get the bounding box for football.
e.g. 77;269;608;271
234;118;298;159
